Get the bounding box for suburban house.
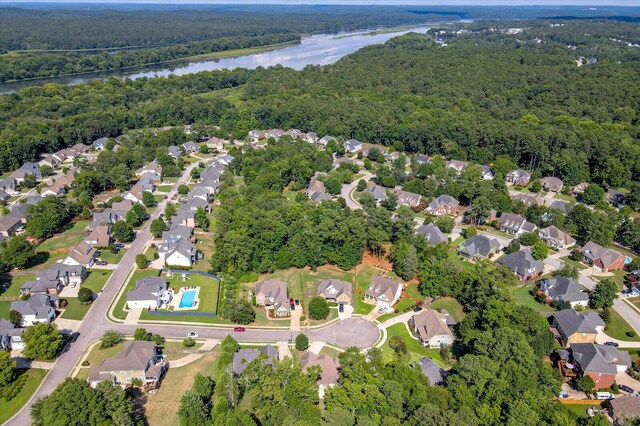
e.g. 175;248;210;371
480;165;495;180
317;279;352;304
317;135;335;149
425;195;459;216
415;223;448;246
136;161;163;178
506;169;531;186
546;199;569;214
232;345;279;375
11;162;42;182
173;211;195;228
496;249;544;281
0;214;23;237
86;210;126;231
497;213;537;237
92;137;109;151
21;264;87;296
458;235;501;260
0;177;19;195
343;139;363;153
85;225;112;248
41;172;75;197
363;276;403;308
537;277;589;308
63;242;98;268
305;132;319;144
167;145;182;158
158;239;201;267
395;189;422;208
126;276;171;310
446;160;467;173
551;309;604;347
539;226;576;250
0;318;25;351
182;141;199;153
411;309;455;348
363;185;388;204
418;357;446;386
205;137;226;150
607;395;640;426
606;189;626;209
567;343;631;389
266;129;285;139
300;352;340;398
414;155;432;165
255;280;289;316
139;172;161;187
582;241;626;272
10;294;57;326
39;155;60;169
286;129;305;140
89;341;164;389
306;174;331;202
248;130;266;143
511;193;544;207
541;177;564;192
70;143;90;155
123;184;145;204
572;182;589;196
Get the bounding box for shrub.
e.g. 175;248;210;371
183;338;196;348
627;331;637;337
100;330;123;348
77;287;93;304
308;296;330;320
81;360;90;366
295;333;309;351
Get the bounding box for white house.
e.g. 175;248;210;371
10;295;56;326
363;276;403;309
126;276;171;310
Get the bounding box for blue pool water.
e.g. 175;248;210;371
179;290;197;308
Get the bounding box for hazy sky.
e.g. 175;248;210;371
1;0;639;5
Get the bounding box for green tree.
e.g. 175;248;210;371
142;191;156;207
9;309;23;326
151;333;165;346
77;287;93;304
576;375;595;393
223;299;256;324
0;350;15;387
25;196;74;239
434;216;455;233
531;240;549;260
134;328;151;341
125;203;147;227
529;179;542;193
22;322;64;360
356;179;367;191
295;333;309;351
165;202;177;218
0;235;36;270
462;227;477;239
308;296;330;320
325;178;342;195
112;221;135;242
518;232;539;246
582;184;605;205
135;254;148;269
557;264;579;279
195;207;210;230
183;337;196;348
150;218;166;238
589;279;618;309
178;184;189;195
100;330;123;348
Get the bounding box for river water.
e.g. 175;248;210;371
0;26;429;93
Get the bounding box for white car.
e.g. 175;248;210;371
187;332;198;338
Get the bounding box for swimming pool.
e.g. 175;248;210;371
179;290;197;309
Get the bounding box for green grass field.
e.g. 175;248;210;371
61;298;91;320
0;301;10;320
37;233;86;252
511;284;556;313
605;307;640;342
0;274;35;297
192;234;214;272
429;298;465;322
380;323;450;367
84;270;112;293
21;252;66;273
97;248;126;264
0;369;47;425
559;256;588;271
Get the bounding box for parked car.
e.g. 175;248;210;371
233;327;245;332
187;332;198;338
289;298;294;305
620;385;635;394
413;306;423;312
295;299;300;306
95;260;108;266
604;341;620;347
113;243;125;249
595;391;615;400
339;303;344;313
290;303;295;311
378;307;386;314
69;332;80;343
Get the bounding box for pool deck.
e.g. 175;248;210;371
171;286;201;311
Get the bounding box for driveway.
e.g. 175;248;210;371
341;172;374;209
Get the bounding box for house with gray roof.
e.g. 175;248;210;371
126;276;170;310
92;137;109;151
11;294;57;326
136;161;162;177
414;155;432;165
506;169;531;186
538;276;589;308
364;185;388;204
317;279;352;304
233;345;279;375
497;213;537;237
480;165;495;180
0;177;19;195
158;239;201;267
11;162;42;182
418;357;446;386
496;249;544;282
415;223;448;246
21;264;86;296
458;235;500;260
395;189;422;208
364;276;403;309
89;341;163;388
188;186;213;202
541;177;564;192
182;141;199;153
0;214;23;237
0;318;24;351
317;135;335;149
167;145;182;158
511;193;544;207
446;160;467;173
343;139;363;153
552;309;604;347
425;195;459;216
255;280;289;316
607;395;640;426
568;343;631;389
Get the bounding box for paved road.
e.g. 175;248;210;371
340;172;374;209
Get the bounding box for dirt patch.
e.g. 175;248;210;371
360;249;393;271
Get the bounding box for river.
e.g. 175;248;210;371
0;26;429;93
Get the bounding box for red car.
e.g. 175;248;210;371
233;327;245;332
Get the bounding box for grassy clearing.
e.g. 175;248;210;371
0;274;35;297
20;252;66;273
157;185;173;192
429;298;465;322
85;341;125;366
380;323;450;367
0;301;10;319
144;354;217;426
563;403;591;419
159;340;204;361
192;234;214;272
38;233;86;252
84;270;112;293
605;308;640;342
319;346;343;359
97;248;126;264
0;369;47;425
511;284;556;313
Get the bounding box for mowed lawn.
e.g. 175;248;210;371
380;323;450;367
429;298;465;322
0;369;47;425
144;354;217;426
36;220;91;252
606;307;640;342
61;271;112;320
192;234;214;272
0;274;36;297
511;284;556;313
0;301;10;320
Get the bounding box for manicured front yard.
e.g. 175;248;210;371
0;301;10;320
605;307;640;342
112;269;160;320
380;323;451;367
83;270;112;293
559;256;588;271
60;298;91;320
97;248;126;264
0;368;47;425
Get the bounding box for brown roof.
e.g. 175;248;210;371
99;341;156;372
364;276;402;302
609;395;640;421
412;309;453;342
86;225;111;247
300;352;340;386
68;242;97;265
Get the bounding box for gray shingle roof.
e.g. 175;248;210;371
458;235;500;258
415;223;448;246
497;249;544;277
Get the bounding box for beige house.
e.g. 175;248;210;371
63;242;98;268
552;309;605;347
85;225;111;247
300;352;340;398
363;276;403;308
317;279;352;304
255;280;289;317
89;341;164;388
411;309;454;348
